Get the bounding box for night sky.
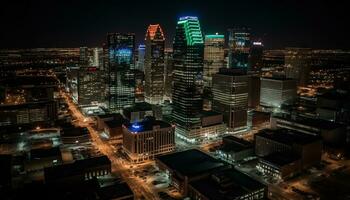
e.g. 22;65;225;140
1;0;348;49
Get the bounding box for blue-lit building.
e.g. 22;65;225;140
172;16;204;141
228;27;251;69
106;33;135;112
122;117;175;163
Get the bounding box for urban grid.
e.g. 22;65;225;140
1;1;350;200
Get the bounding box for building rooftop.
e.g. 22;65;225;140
156;149;225;177
61;126;89;137
30;147;61;159
261;152;300;167
126;117;172;133
123;102;152;113
273;115;344;130
44;156;111;181
104;118;125;129
189;168;265;200
256;128;321;145
217;68;247;76
97;181;134;200
219;136;253;153
97;113;123;120
261;77;295;81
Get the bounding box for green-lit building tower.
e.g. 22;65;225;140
172;16;204;142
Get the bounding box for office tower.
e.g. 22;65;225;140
79;47;103;68
77;67;104;105
106;33;135;112
212;68;248;132
144;24;165;105
285;48;312;87
136;44;145;72
122;117;175;163
172;16;204;139
228;27;251;69
248;75;260;108
260;77;296;108
249;41;264;72
203;34;225;88
164;48;174;101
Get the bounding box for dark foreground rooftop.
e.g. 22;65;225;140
156;149;225;177
189;168;265;200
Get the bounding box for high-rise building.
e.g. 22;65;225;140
77;67;104;105
212;68;248;132
144;24;165;105
172;16;204;139
260;77;297;108
203;34;225;88
285;48;312;87
106;33;135;112
228;27;251;69
249;42;264;72
164;48;174;101
136;44;145;72
79;47;103;68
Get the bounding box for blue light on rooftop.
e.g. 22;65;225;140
132;124;141;129
179;16;198;21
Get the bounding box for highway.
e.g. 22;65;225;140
61;91;159;200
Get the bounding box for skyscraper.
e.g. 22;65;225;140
106;33;135;112
172;16;204;139
136;44;145;72
228;27;251;69
260;77;297;108
249;42;264;72
213;68;248;132
164;48;174;101
144;24;165;105
203;34;225;88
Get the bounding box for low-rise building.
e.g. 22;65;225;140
188;168;266;200
60;125;91;145
123;102;154;123
257;152;301;180
44;156;111;185
156;149;227;196
103;118;125;139
271;114;346;146
123;117;175;163
216;136;254;163
25;147;62;172
255;129;322;169
177;111;226;143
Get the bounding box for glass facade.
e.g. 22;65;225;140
144;24;165;105
172;16;204;138
228;27;251;68
106;33;135;112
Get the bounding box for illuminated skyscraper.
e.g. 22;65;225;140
213;68;248;132
136;44;145;72
228;27;251;68
144;24;165;105
249;42;264;72
172;16;204;140
203;34;225;88
106;33;135;112
164;48;174;101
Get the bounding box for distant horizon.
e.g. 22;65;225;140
1;0;349;49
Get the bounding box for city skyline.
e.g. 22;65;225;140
1;0;349;49
1;2;350;200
